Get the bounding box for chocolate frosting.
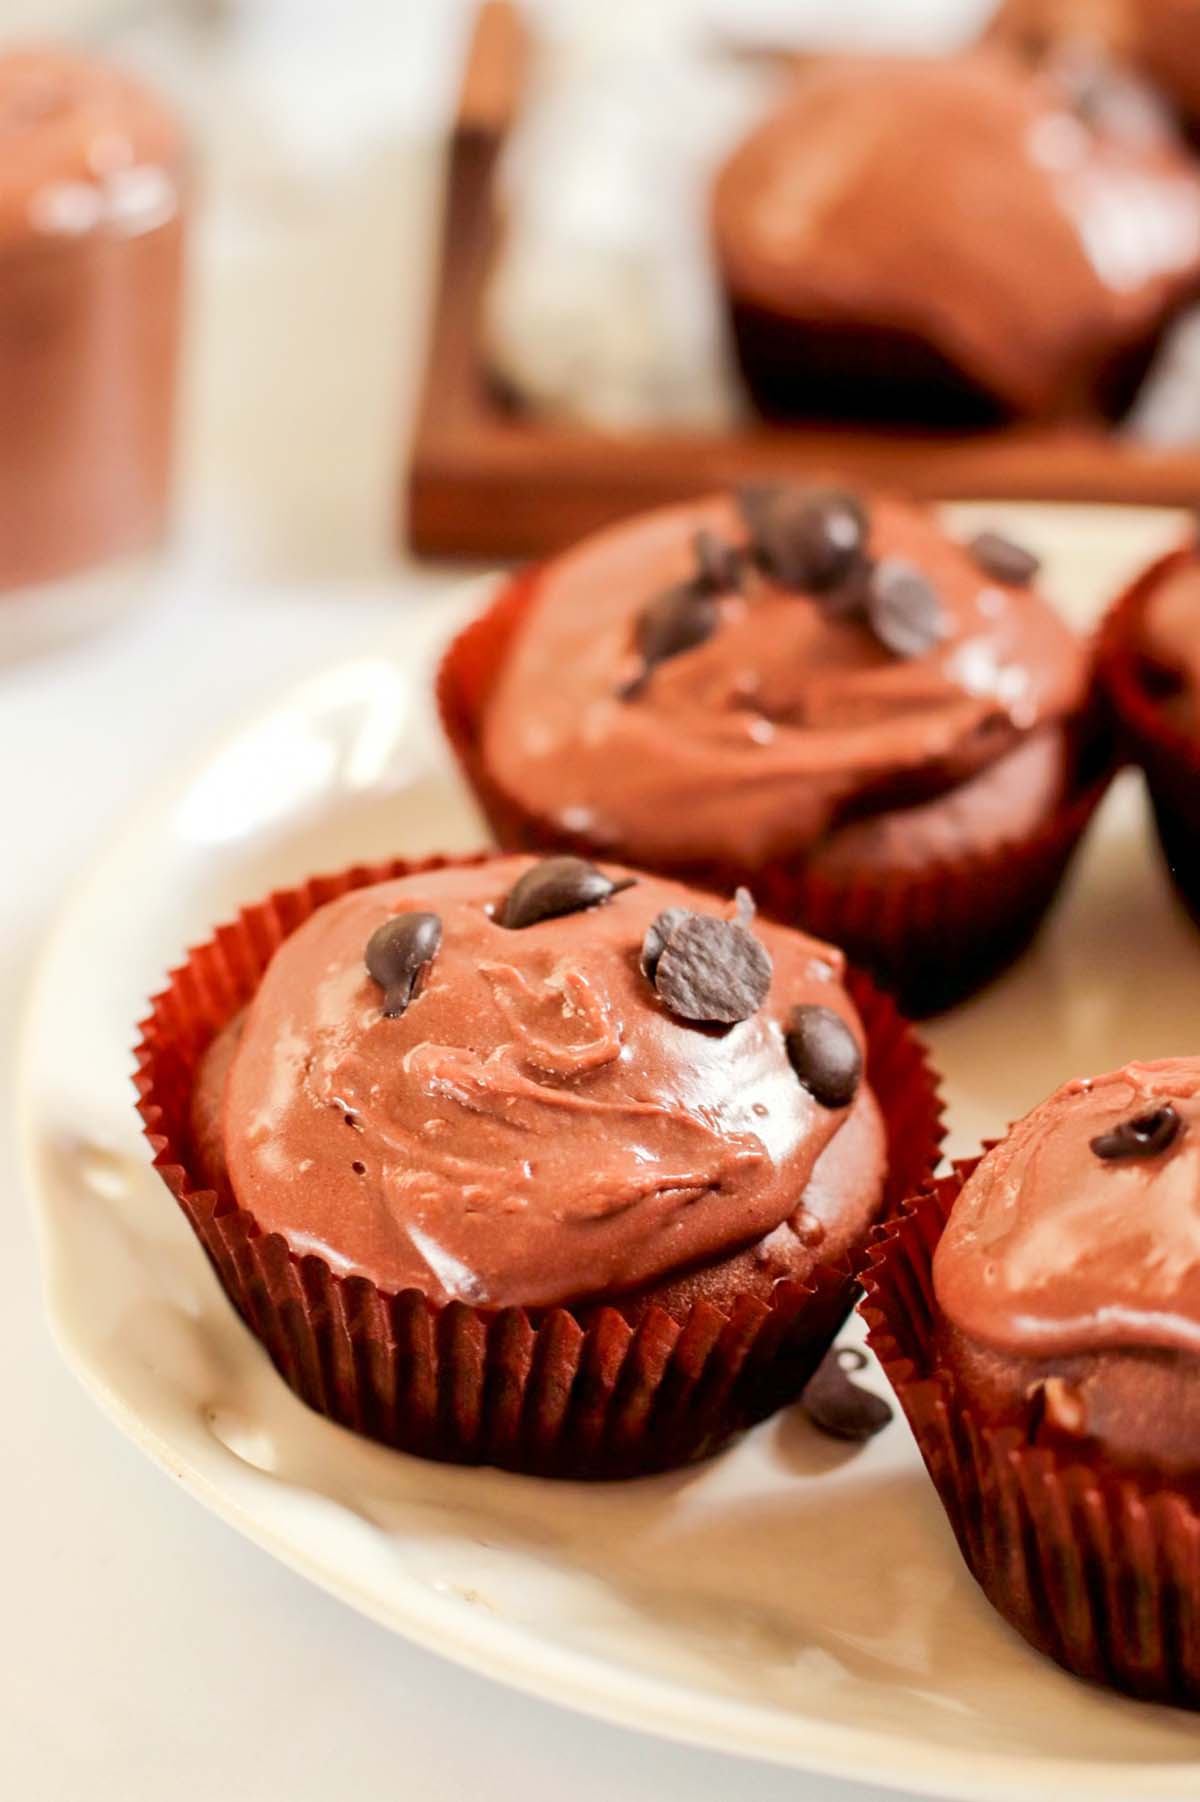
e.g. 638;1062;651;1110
712;52;1200;418
482;493;1088;869
214;859;882;1310
934;1059;1200;1357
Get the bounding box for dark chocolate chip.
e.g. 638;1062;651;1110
866;558;948;658
1026;1375;1088;1444
640;906;690;981
651;910;773;1024
785;1004;863;1109
634;583;719;672
736;482;868;593
500;856;636;930
1089;1102;1182;1161
967;529;1041;586
802;1346;893;1442
692;528;744;595
365;911;442;1017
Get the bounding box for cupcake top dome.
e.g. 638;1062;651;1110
201;857;884;1311
712;50;1200;419
481;486;1089;869
935;1058;1200;1357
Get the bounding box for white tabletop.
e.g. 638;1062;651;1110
1;5;976;1799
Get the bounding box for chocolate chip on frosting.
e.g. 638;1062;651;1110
1027;1375;1088;1443
623;583;719;696
640;906;690;982
365;911;442;1017
1089;1103;1183;1161
785;1004;862;1108
866;558;948;658
646;908;773;1024
803;1346;893;1442
692;528;744;595
737;481;868;593
500;856;636;930
967;529;1041;586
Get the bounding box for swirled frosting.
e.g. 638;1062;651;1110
481;492;1088;869
206;859;884;1310
712;51;1200;419
935;1059;1200;1357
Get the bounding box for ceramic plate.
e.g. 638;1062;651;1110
21;510;1200;1801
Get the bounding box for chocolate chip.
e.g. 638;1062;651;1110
365;911;442;1017
640;906;689;982
967;529;1041;586
785;1004;862;1109
633;583;719;674
737;482;868;593
500;856;636;930
1027;1375;1088;1444
802;1347;893;1442
693;529;744;595
650;910;772;1024
1089;1103;1182;1161
866;558;948;658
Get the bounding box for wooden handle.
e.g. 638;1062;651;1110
457;0;528;138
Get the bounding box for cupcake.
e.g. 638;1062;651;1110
710;51;1200;424
0;49;186;592
439;484;1110;1015
863;1057;1200;1704
136;853;942;1479
1097;529;1200;923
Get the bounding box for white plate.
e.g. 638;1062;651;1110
21;509;1200;1802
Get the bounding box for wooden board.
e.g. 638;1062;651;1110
406;2;1200;563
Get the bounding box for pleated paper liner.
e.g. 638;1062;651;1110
135;852;944;1480
1097;541;1200;928
437;569;1114;1018
861;1163;1200;1707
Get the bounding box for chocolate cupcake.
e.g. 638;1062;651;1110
0;50;186;592
1097;529;1200;922
439;485;1111;1014
711;51;1200;424
863;1058;1200;1704
137;853;942;1479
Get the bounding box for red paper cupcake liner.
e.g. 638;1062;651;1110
437;570;1114;1018
861;1165;1200;1707
135;854;944;1480
1097;544;1200;929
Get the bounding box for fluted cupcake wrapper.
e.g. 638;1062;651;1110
437;570;1114;1018
134;854;943;1480
1097;543;1200;929
861;1164;1200;1707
